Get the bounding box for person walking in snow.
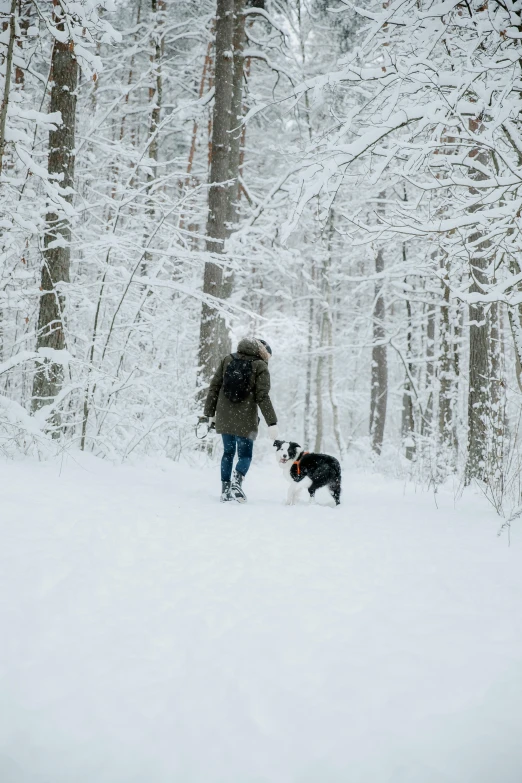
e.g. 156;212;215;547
200;337;279;503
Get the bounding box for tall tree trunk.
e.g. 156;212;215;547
451;302;463;456
508;305;522;393
465;254;489;482
303;282;314;447
0;0;17;369
143;0;164;275
296;0;316;448
465;119;491;482
489;300;504;483
370;193;388;455
0;0;17;176
225;0;245;240
327;314;343;456
438;279;455;455
370;245;388;455
401;284;415;460
506;258;522;393
31;31;78;430
314;311;326;453
197;0;237;391
400;192;415;460
147;0;163;182
422;303;436;437
219;0;246;353
324;211;342;456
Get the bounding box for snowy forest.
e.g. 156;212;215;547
5;3;522;780
2;0;522;510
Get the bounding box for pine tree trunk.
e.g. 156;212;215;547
0;0;17;386
324;212;342;456
225;0;245;238
465;121;491;483
314;312;326;453
303;284;314;448
465;249;489;482
219;0;246;354
401;286;415;460
489;300;504;483
32;32;78;430
327;314;343;456
399;196;414;460
506;258;522;394
143;0;164;275
370;244;388;455
147;0;163;180
0;0;17;176
438;280;454;454
508;305;522;393
197;0;240;389
422;303;435;437
465;134;491;484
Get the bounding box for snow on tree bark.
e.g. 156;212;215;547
369;243;387;456
370;193;388;456
31;31;79;431
465;120;492;484
218;0;246;353
0;0;17;177
198;0;236;389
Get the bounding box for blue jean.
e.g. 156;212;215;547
221;434;253;482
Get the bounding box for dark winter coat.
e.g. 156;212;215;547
204;338;277;439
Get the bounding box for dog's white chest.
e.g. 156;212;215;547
280;461;294;483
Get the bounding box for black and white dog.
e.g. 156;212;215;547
273;440;341;506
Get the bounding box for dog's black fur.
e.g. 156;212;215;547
273;440;342;505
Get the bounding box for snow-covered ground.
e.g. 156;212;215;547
1;453;522;783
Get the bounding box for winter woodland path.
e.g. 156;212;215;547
1;454;522;783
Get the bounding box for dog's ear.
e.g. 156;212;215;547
273;439;283;449
287;442;301;459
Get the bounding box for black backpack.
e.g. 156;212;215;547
223;354;254;403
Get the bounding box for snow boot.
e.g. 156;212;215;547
231;470;247;503
220;480;233;502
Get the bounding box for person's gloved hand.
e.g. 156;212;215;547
268;424;279;440
209;416;216;430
